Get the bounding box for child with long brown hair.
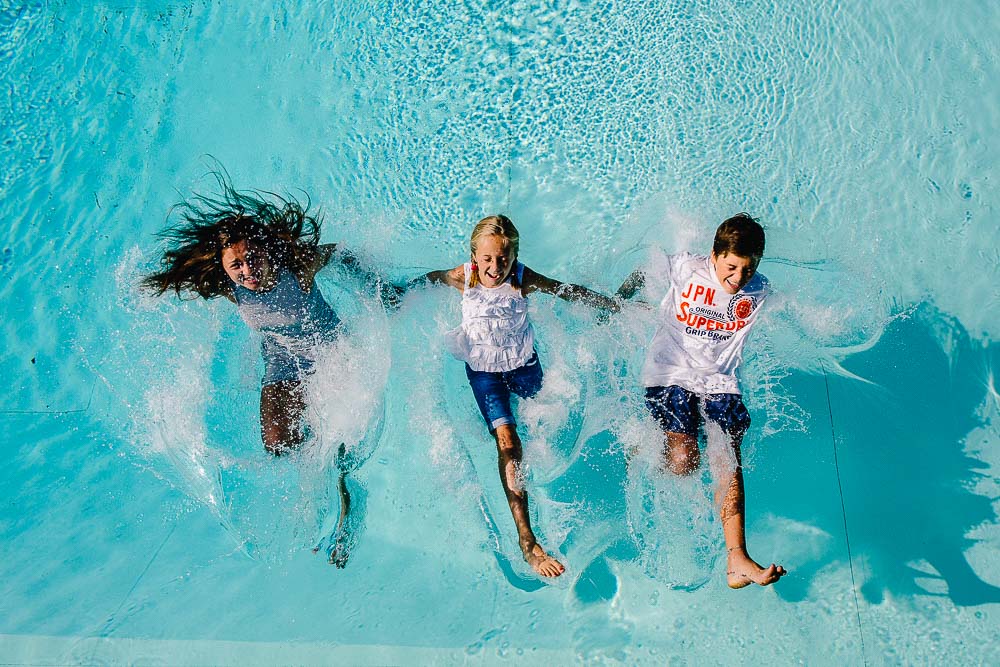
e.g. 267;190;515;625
143;175;388;566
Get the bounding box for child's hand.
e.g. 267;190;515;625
597;298;651;324
615;270;645;301
596;298;624;325
378;282;406;310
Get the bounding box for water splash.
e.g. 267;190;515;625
617;416;718;590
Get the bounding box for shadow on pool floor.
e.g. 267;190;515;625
561;304;1000;611
767;305;1000;608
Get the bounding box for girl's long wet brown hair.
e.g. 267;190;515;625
143;174;322;299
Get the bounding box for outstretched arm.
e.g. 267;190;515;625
615;269;645;301
300;243;339;284
521;265;620;313
306;243;403;306
406;264;466;292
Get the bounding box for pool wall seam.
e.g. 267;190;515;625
821;360;868;666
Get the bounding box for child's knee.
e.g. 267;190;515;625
665;434;700;475
667;450;699;475
263;437;289;456
262;423;302;455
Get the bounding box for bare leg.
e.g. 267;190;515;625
312;444;355;567
327;472;352;568
260;380;307;455
718;435;786;588
664;431;700;476
494;424;564;577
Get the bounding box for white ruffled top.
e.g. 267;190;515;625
444;261;536;372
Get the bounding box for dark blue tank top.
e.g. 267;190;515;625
234;268;340;357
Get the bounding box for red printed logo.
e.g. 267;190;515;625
727;295;758;321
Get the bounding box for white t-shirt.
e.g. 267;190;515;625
641;251;769;395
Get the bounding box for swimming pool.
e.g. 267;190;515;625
1;0;998;663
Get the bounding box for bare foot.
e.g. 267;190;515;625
727;549;785;589
328;539;349;569
523;542;565;578
312;532;350;568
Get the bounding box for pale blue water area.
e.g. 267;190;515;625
1;0;998;664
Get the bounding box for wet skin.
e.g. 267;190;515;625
710;251;759;294
473;234;514;288
221;239;276;292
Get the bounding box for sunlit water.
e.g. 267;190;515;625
1;1;998;664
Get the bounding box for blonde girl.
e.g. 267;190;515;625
418;215;619;577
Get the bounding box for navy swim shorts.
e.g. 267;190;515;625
644;385;751;437
465;352;544;432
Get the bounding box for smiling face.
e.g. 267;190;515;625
473;234;515;288
220;239;273;291
711;251;759;294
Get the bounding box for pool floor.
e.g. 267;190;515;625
3;311;997;665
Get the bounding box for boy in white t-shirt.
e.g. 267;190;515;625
617;213;785;588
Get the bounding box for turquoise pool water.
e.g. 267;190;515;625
2;1;998;664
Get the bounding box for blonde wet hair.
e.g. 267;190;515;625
468;214;520;289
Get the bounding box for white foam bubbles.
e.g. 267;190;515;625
303;279;392;471
612;414;714;590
